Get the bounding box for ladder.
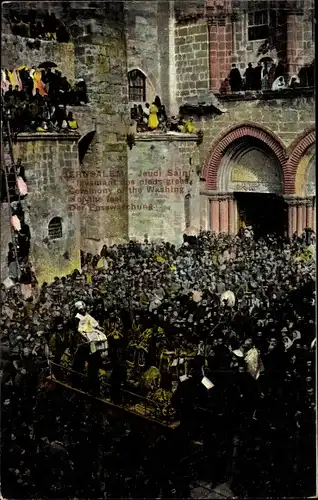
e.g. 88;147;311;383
1;103;23;281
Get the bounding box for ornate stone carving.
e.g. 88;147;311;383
208;192;233;201
284;196;314;206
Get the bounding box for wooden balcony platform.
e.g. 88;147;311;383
46;374;180;431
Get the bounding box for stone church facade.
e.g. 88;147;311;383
1;0;315;283
125;0;315;237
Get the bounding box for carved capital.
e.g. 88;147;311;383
296;199;309;206
284;196;315;207
284;196;299;206
209;192;233;201
304;197;315;207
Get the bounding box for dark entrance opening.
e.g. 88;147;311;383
235;192;287;238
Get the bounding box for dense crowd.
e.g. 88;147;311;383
1;230;316;499
221;59;314;94
2;65;87;133
130;95;195;134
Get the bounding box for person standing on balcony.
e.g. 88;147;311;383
244;63;254;90
253;61;262;90
148;102;159;131
268;63;276;90
229;64;242;92
261;62;270;90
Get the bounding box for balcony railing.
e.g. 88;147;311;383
216;86;315;101
46;361;180;429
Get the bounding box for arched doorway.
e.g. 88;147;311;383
204;124;288;238
218;137;286;237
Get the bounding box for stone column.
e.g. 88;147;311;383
286;13;298;76
228;196;234;234
233;197;238;234
297;203;304;235
207;21;220;93
167;0;178;117
285;198;298;238
285;196;313;237
291;205;297;236
306;200;313;230
210;198;220;234
207;4;233;93
286;4;304;78
219;195;229;233
228;195;238;235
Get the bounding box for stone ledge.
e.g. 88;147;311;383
13;132;80;142
135;133;198;142
216;87;315;102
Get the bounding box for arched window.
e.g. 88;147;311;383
48;217;63;239
128;69;146;102
184;194;191;228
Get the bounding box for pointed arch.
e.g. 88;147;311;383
127;67;156;103
203;122;287;191
128;68;147;102
78;130;96;165
286;126;316;194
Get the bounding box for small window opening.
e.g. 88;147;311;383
48;217;63;239
128;69;146;102
185;194;191;228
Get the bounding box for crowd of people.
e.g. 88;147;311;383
1;65;87;133
130;95;195;134
220;59;315;94
9;10;70;42
1;230;316;498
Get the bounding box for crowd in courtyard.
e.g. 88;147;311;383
1;65;87;133
0;229;316;498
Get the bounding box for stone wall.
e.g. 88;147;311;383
230;2;315;73
173;1;314;95
124;0;160;99
184;94;316;167
128;134;200;244
124;0;177;114
10;134;81;286
2;1;129;259
174;20;209;104
1;35;76;83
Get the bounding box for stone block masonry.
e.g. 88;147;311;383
2;1;129;260
128;134;200;245
187;95;316;169
174;20;209;104
11;134;81;286
208;18;233;93
1;35;76;84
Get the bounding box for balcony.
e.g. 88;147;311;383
47;362;180;430
216;86;315;102
179;86;314;115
